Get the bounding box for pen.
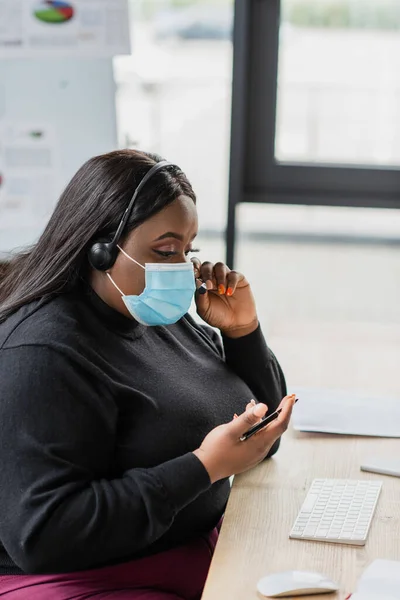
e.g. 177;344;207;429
197;282;207;295
240;398;298;442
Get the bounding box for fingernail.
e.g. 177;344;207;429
250;399;256;406
206;280;213;290
226;287;233;297
218;284;225;295
233;413;238;419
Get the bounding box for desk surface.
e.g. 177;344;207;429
201;427;400;600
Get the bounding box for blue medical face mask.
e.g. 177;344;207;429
107;246;196;326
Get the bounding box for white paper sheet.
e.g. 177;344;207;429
0;0;130;58
291;388;400;437
360;457;400;478
349;559;400;599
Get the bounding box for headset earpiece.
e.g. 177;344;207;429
87;240;118;271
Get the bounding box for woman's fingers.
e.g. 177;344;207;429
192;258;211;296
213;262;229;295
246;395;296;440
191;257;201;275
225;270;242;297
191;259;245;296
245;399;256;411
262;394;296;436
277;394;296;412
229;403;268;437
199;261;215;291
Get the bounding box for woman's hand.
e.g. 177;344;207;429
191;258;258;338
193;395;295;484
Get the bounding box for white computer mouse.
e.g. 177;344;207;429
257;570;339;597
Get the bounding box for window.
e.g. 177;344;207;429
276;0;400;166
114;0;234;234
227;0;400;264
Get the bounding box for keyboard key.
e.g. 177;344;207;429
301;494;319;513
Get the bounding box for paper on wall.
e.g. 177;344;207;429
0;122;59;252
0;0;130;58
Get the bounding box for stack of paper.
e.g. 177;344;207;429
291;388;400;437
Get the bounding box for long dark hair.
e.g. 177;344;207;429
0;149;196;322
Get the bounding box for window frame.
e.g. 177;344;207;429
226;0;400;265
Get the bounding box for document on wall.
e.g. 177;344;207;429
290;387;400;437
0;0;130;58
0;122;59;254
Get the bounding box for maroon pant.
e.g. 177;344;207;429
0;527;218;600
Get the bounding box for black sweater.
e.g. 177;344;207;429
0;285;286;575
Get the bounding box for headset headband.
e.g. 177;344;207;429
88;159;176;271
110;160;173;249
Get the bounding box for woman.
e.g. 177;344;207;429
0;150;294;600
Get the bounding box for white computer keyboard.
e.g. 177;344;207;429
289;478;382;546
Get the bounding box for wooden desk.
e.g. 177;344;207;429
202;427;400;600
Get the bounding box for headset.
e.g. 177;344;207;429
88;160;174;271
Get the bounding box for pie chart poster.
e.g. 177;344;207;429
34;2;75;25
0;0;130;58
29;0;77;37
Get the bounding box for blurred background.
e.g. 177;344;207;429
1;0;400;397
114;0;400;397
